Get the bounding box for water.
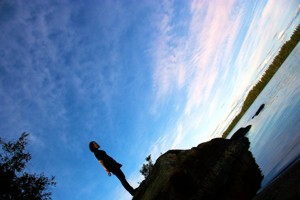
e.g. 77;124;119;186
227;43;300;188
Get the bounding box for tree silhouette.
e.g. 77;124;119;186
140;155;154;179
0;132;56;200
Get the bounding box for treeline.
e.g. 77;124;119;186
222;24;300;138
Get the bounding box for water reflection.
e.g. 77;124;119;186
227;44;300;188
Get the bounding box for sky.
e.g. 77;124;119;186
0;0;299;199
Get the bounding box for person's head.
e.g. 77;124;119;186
89;141;100;152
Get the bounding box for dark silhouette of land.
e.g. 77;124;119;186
253;158;300;200
230;125;252;140
134;126;263;200
133;125;300;199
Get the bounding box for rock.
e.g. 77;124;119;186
230;125;252;140
252;104;265;119
133;137;263;200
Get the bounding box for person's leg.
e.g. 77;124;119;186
112;169;135;196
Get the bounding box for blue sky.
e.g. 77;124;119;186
0;0;299;199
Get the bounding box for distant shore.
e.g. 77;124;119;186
252;157;300;200
222;24;300;138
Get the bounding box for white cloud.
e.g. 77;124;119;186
148;0;250;153
176;63;186;89
171;122;184;149
151;0;176;104
184;0;241;115
149;133;170;159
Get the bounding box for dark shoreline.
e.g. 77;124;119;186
252;158;300;200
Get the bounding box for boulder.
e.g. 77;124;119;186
230;125;252;140
133;137;263;200
252;104;265;119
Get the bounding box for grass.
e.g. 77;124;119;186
222;24;300;138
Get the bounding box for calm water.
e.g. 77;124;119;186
227;43;300;188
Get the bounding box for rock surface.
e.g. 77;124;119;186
230;125;252;140
134;136;263;200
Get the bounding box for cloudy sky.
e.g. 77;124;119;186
0;0;299;199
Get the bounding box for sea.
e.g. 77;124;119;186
227;43;300;188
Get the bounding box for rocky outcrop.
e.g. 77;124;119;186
134;128;263;200
230;125;252;140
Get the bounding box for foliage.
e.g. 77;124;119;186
140;155;154;179
0;132;56;200
222;24;300;138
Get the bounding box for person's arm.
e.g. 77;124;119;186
99;160;111;176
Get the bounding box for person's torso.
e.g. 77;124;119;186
95;150;122;171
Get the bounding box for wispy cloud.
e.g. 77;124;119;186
150;0;180;109
148;0;245;147
185;0;243;114
0;1;69;138
150;0;243;115
0;0;134;136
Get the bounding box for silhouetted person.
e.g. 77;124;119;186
89;141;136;196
